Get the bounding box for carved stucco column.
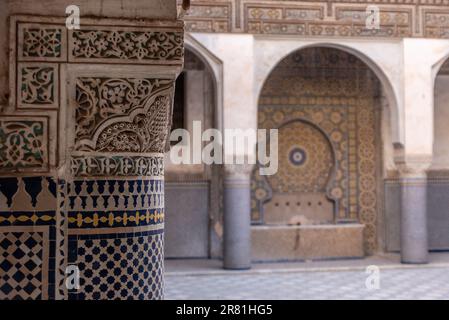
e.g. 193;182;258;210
0;16;183;300
396;158;431;264
223;164;253;270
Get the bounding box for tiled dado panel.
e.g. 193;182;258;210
0;176;63;300
68;230;163;300
165;182;210;258
180;0;449;38
0;176;165;300
66;177;165;300
385;175;449;252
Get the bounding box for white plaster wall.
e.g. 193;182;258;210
189;33;449;168
432;75;449;169
190;33;256;161
165;70;207;176
402;38;449;159
382;103;396;173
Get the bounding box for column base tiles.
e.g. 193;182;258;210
0;176;165;300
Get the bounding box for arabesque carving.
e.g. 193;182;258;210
180;0;449;38
71;29;184;63
75;78;174;153
0;120;47;170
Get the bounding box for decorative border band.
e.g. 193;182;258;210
70;155;164;177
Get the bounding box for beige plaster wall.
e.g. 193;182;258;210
432;75;449;169
402;38;449;160
189;33;256;161
165;69;212;178
381;94;396;173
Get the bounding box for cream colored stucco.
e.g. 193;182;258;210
432;75;449;169
189;33;449;169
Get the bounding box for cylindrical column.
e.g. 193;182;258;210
400;169;429;264
67;78;178;300
223;165;252;270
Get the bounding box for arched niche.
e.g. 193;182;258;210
252;46;384;255
264;118;338;225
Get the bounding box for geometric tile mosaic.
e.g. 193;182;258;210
67;179;165;229
0;228;49;300
0;176;60;300
67;179;164;211
68;230;164;300
67;209;164;229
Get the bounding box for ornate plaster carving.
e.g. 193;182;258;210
74;77;174;153
71;155;164;177
70;27;183;64
181;0;449;38
0;118;48;172
18;63;59;109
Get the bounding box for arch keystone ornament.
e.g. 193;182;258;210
1;14;184;300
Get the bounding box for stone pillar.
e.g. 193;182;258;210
399;39;442;264
223;165;252;270
398;161;430;264
0;14;183;300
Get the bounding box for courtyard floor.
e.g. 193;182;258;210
165;253;449;300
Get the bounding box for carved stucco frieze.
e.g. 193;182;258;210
74;77;175;154
18;24;67;61
70;28;184;64
71;155;164;177
180;0;449;38
6;16;183;176
18;63;59;109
